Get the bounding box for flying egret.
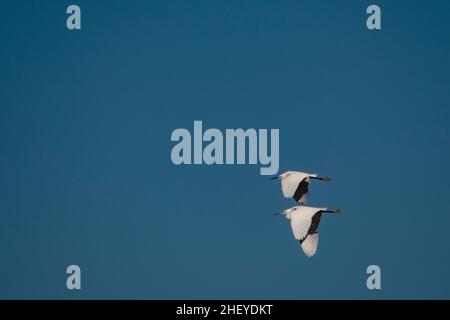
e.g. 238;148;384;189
270;171;331;204
275;206;342;257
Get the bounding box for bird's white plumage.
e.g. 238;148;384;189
288;206;326;241
280;171;317;199
300;233;319;257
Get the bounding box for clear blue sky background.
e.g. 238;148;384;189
1;0;450;299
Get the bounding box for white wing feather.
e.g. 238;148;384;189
281;172;313;198
289;206;326;241
301;233;319;257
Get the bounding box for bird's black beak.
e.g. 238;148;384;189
270;176;279;180
273;213;283;216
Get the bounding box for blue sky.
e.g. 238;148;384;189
1;0;450;299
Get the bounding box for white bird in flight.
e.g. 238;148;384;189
271;171;331;204
275;206;342;257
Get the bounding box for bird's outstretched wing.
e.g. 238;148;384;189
281;172;310;200
299;212;322;257
289;207;322;241
300;233;319;257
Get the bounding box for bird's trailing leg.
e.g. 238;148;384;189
310;176;332;181
322;208;342;214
